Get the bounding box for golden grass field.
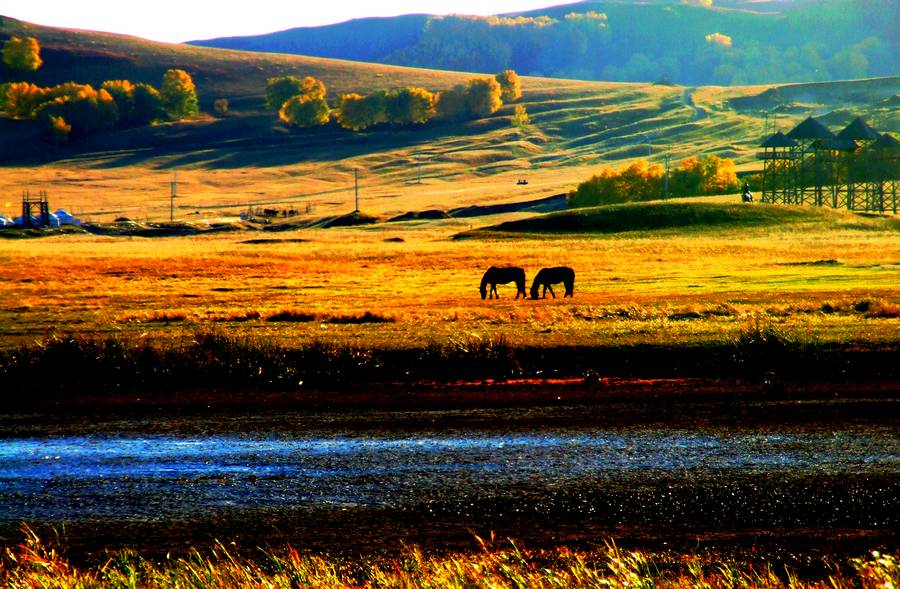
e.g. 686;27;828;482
0;16;897;350
1;196;897;351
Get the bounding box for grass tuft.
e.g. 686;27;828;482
266;310;317;322
326;311;395;324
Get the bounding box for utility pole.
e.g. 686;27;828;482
353;168;359;212
170;170;177;223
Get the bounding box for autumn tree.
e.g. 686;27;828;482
160;69;198;119
47;115;71;145
34;86;118;140
299;76;326;101
265;75;326;111
435;85;468;121
336;92;384;131
465;77;503;117
265;76;303;110
512;104;529;131
3;82;46;118
2;36;42;73
385;87;436;125
101;80;136;125
131;83;165;125
669;155;739;196
568;155;740;207
279;94;330;128
495;69;522;102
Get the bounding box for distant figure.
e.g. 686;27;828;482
742;183;753;203
480;266;527;300
530;267;575;299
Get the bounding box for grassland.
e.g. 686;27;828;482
0;198;897;356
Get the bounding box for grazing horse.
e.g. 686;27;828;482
480;266;527;300
530;266;575;299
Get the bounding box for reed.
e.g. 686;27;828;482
1;528;896;588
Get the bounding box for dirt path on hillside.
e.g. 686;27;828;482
683;87;709;120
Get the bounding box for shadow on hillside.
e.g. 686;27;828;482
0;114;509;170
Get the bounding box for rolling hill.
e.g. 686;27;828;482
189;0;899;86
454;198;900;239
0;16;897;223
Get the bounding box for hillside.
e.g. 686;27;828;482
454;199;900;239
0;16;897;224
189;0;898;86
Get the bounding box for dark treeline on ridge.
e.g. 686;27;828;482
190;0;898;86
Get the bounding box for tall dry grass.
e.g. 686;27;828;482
2;528;897;588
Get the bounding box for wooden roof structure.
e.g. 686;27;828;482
874;133;900;149
786;116;834;140
837;117;881;141
760;131;796;148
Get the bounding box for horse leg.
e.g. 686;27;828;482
547;284;556;298
490;284;498;299
565;281;573;297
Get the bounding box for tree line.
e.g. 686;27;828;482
568;155;740;207
377;2;896;86
1;37;199;143
266;69;522;130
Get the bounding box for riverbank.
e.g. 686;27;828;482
2;331;898;407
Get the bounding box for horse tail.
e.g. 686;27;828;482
514;267;526;293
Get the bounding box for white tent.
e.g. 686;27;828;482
0;215;13;227
54;209;81;226
12;214;59;227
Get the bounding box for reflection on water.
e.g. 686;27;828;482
1;430;897;522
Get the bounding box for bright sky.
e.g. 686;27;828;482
1;1;565;43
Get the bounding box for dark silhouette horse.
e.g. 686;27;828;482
480;266;527;299
530;267;575;299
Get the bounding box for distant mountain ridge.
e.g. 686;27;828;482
195;15;429;63
189;0;898;86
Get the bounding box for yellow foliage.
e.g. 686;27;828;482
279;95;330;128
451;14;558;27
47;115;71;144
705;32;733;48
161;69;198;118
495;69;522;102
2;36;42;72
